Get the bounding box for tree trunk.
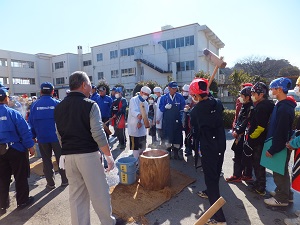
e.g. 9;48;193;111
139;149;171;191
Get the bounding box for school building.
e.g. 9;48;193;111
0;23;225;99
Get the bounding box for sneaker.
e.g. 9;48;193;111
264;197;288;207
284;217;300;225
241;175;253;182
197;190;208;199
61;182;69;187
225;176;242;183
295;210;300;217
206;218;227;225
17;196;34;210
270;191;293;203
46;184;55;190
251;186;266;196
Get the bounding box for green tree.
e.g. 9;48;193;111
133;80;161;96
194;70;218;97
228;70;252;96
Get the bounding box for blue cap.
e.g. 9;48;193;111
168;81;178;89
115;87;123;94
269;77;291;92
110;87;117;91
0;83;9;90
0;88;8;98
41;82;54;91
92;85;97;89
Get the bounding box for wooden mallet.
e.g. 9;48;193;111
203;49;227;88
193;196;226;225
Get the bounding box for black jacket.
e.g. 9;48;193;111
190;97;226;154
247;99;274;147
234;101;253;135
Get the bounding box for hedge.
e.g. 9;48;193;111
223;110;300;129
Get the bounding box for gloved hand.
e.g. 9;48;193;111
59;155;66;170
104;155;115;172
184;107;189;112
165;103;172;109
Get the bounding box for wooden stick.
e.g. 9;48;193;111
194;197;226;225
208;65;219;88
140;102;150;128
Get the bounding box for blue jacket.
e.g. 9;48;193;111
95;95;113;118
28;95;60;143
0;104;34;152
159;92;185;116
90;92;99;101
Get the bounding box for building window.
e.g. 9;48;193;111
110;50;118;59
98;72;104;80
89;76;93;81
56;77;65;85
96;53;103;61
0;77;9;84
111;70;119;78
0;59;7;67
176;37;184;48
12;77;35;85
120;49;127;57
121;67;135;77
176;60;195;72
83;60;92;67
121;47;134;56
11;60;34;68
166;39;175;49
158;41;167;49
55;61;64;70
185;35;194;46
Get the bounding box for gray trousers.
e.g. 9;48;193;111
273;150;292;203
65;151;115;225
38;142;68;186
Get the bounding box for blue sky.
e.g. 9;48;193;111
1;0;299;68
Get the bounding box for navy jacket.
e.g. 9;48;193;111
267;98;296;155
0;104;34;152
28;95;60;143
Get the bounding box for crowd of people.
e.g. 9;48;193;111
0;72;300;225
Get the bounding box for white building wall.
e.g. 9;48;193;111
1;23;225;97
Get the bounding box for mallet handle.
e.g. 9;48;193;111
193;197;226;225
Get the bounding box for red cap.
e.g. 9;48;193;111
242;83;253;87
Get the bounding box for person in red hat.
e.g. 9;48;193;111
189;78;227;225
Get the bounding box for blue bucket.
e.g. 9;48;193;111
116;157;137;185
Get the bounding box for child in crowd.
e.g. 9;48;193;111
148;94;157;148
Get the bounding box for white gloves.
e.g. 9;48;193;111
165;103;172;109
184;107;189;112
59;155;66;170
104;155;115;172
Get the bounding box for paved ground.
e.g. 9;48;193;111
0;129;299;225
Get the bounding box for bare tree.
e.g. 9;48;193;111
233;56;291;80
